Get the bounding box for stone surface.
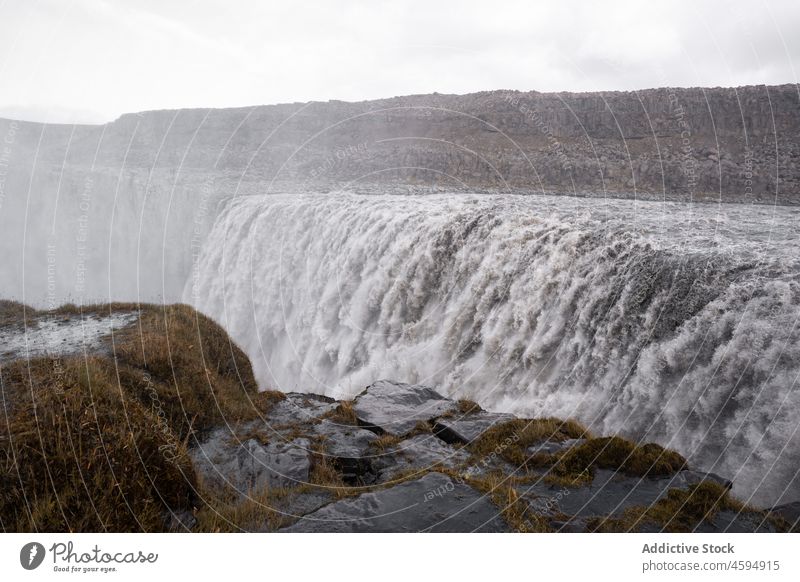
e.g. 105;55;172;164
313;421;379;483
517;469;734;524
698;510;779;533
261;393;337;428
434;412;515;444
526;438;586;457
353;380;458;436
373;434;470;481
280;472;510;533
192;430;312;495
769;501;800;528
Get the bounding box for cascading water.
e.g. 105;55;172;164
186;192;800;506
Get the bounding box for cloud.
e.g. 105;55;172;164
0;0;797;123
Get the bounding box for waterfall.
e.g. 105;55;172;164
186;192;800;506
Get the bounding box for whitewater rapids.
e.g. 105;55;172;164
185;193;800;506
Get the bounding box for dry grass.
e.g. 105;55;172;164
322;400;359;426
0;299;32;327
112;303;261;440
369;433;405;451
457;399;483;414
470;417;590;467
552;436;686;482
435;467;551;532
0;356;196;532
0;302;267;532
586;481;786;533
194;486;290;532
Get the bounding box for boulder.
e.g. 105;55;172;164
353;380;458;436
280;472;510;532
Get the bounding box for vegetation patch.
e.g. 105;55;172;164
587;481;785;533
321;400;358;426
457;398;483;414
552;436;686;483
0;356;196;532
469;417;590;467
1;302;266;532
0;300;31;327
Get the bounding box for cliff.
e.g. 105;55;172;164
1;302;796;533
1;84;799;203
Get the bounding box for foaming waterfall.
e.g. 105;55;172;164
186;193;800;505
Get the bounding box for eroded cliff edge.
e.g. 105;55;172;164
1;84;799;203
1;301;797;533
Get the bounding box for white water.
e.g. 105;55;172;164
186;193;800;506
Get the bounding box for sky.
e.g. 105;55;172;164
0;0;798;123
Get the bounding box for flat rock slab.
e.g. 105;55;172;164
434;412;515;444
262;393;337;428
353;380;458;436
192;430;312;495
517;469;731;523
374;434;470;482
281;472;510;532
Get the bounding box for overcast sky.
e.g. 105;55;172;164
1;0;798;123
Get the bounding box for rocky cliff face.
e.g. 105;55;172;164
1;84;798;203
2;85;797;306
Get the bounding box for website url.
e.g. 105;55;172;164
643;560;781;574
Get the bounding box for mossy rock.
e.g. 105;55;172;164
553;436;686;481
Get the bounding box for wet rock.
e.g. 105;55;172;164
253;490;336;532
192;430;312;495
353;380;458;436
262;393;337;428
373;434;470;481
433;412;515;444
698;510;778;533
280;472;510;532
517;469;731;524
769;501;800;528
313;421;379;483
526;438;586;456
